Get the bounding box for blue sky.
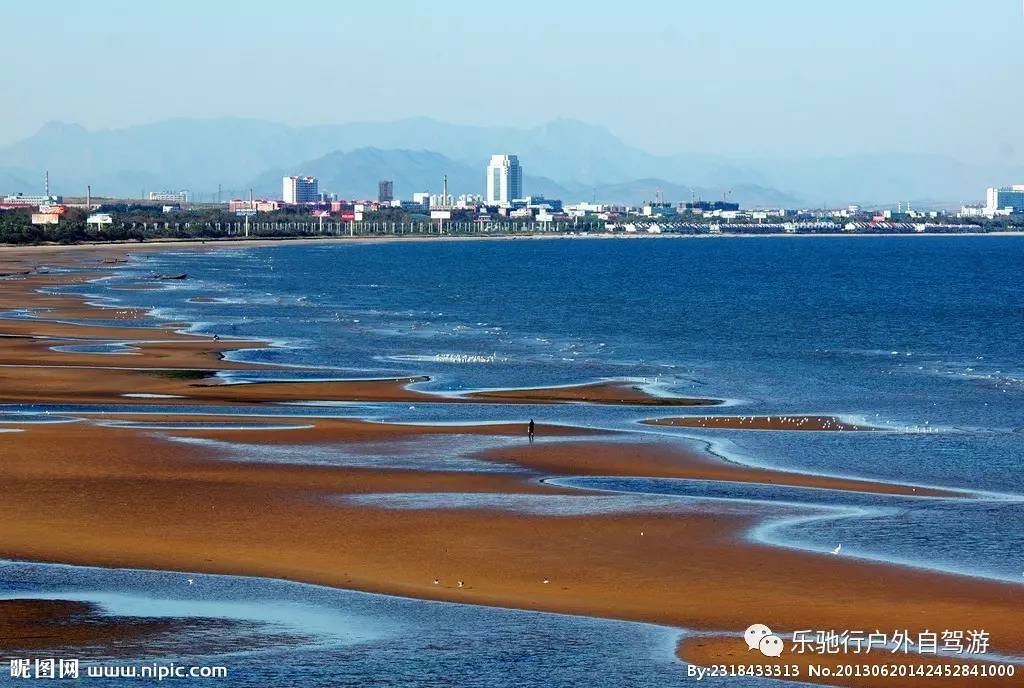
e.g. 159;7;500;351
2;0;1022;163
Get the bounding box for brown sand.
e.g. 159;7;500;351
465;380;721;406
644;415;878;431
478;439;952;497
2;421;1022;674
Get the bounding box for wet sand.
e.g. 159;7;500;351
0;599;188;654
478;439;953;497
2;420;1021;681
1;245;1020;684
465;380;721;406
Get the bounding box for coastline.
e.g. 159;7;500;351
3;229;1024;255
1;242;1022;686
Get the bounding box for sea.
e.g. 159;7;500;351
2;235;1022;687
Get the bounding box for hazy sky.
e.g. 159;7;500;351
2;0;1022;163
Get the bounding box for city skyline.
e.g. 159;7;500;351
1;1;1022;166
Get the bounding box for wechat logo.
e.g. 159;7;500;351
744;623;784;657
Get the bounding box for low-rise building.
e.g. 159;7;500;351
685;200;740;212
959;204;987;218
4;193;62;206
565;202;606;217
148;190;190;203
86;213;114;226
642;202;676;218
31;212;60;225
229;199;280;212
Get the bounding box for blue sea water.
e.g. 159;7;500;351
0;560;711;688
97;236;1024;490
4;235;1024;686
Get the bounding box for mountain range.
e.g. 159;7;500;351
0;117;1016;207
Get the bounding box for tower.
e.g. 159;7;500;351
486;155;522;206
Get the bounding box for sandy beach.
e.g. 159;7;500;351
1;244;1020;686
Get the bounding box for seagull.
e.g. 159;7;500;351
831;544;842;555
186;578;194;585
457;580;464;588
640;531;645;536
543;578;550;584
433;579;439;585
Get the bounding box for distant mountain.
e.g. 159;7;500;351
555;178;801;209
747;153;1014;208
249;148;574;201
0;116;1015;206
0;166;37;196
0;119;327;199
250;148;470;199
249;148;800;207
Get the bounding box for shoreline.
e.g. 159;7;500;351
2;242;1022;686
3;229;1024;254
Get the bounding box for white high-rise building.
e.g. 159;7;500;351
486;154;522;206
283;176;318;204
985;185;1024;215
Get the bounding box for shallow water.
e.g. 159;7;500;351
56;237;1024;489
0;560;811;688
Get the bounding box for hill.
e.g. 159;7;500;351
1;117;1013;206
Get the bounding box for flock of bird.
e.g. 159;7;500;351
674;414;864;431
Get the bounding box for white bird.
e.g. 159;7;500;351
831;544;842;555
543;578;550;584
433;579;439;585
457;580;464;588
186;578;194;585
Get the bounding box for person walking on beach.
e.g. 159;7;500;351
528;419;535;442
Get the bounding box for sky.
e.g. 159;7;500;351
1;0;1022;164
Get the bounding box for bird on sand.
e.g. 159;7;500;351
831;544;842;555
